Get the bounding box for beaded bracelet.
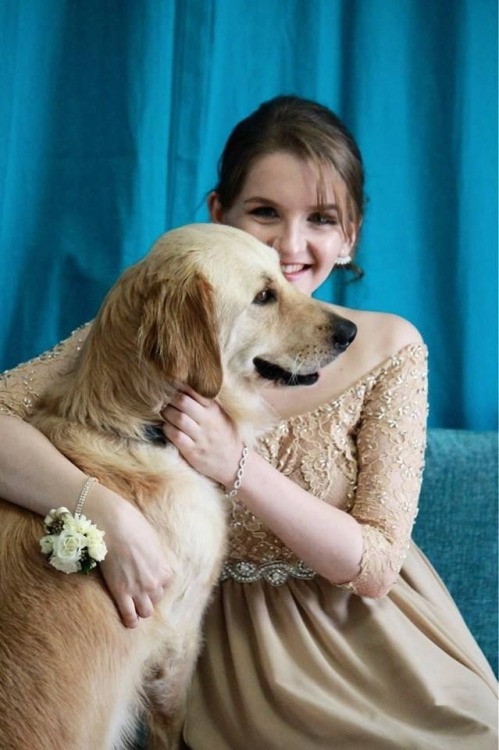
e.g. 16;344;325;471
225;444;248;498
74;476;98;518
39;476;106;575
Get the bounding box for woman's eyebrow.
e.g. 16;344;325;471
243;196;276;205
243;197;339;211
310;203;339;211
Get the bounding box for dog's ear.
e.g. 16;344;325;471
138;272;223;398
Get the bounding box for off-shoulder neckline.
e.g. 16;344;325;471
272;343;428;422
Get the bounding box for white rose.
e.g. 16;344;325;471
64;514;92;534
50;530;86;574
50;555;81;574
39;535;54;555
43;507;70;527
75;515;93;533
86;528;107;562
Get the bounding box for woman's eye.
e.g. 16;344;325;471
249;206;278;219
309;212;338;225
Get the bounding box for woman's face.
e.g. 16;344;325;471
209;151;355;295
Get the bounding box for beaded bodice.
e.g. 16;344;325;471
222;345;428;592
0;324;428;596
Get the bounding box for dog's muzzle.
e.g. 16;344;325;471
253;317;357;387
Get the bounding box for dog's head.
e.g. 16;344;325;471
68;224;357;437
134;224;356;399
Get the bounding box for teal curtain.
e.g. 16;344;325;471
1;0;497;430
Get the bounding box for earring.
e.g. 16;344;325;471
335;254;352;267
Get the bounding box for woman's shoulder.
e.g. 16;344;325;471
0;321;95;419
351;310;424;360
325;300;422;360
335;306;425;383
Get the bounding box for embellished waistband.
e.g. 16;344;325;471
220;559;316;586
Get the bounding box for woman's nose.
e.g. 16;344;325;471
272;228;305;256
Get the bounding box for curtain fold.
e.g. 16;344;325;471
0;0;496;429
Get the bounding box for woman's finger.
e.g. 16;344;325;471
118;595;140;629
177;384;212;407
163;404;199;434
133;594;154;620
168;390;212;420
160;565;173;588
149;585;165;604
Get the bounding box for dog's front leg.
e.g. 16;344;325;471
143;637;201;750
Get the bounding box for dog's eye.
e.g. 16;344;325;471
253;288;277;305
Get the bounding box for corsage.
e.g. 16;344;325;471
39;476;107;574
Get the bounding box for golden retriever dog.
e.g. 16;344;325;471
0;223;356;749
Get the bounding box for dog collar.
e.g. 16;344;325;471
143;424;168;445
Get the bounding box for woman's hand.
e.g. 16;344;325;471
162;386;243;489
85;491;172;629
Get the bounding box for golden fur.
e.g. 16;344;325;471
0;223;356;749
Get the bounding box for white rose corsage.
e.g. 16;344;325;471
40;507;107;575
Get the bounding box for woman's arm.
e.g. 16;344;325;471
0;416;172;627
0;414;94;515
0;330;171;627
225;448;364;583
343;343;428;597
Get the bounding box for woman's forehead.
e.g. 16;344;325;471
243;151;348;202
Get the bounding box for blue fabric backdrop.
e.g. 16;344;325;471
0;0;497;430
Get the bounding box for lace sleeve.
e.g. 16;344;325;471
0;324;93;420
345;345;428;598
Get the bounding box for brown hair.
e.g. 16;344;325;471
214;95;365;249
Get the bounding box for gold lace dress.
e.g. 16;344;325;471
1;327;497;750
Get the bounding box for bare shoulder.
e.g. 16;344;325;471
321;305;425;394
327;301;422;353
347;308;424;359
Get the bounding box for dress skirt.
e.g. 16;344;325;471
182;545;497;750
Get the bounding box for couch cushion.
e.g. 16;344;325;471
413;428;498;676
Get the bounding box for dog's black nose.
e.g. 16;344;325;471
332;318;357;351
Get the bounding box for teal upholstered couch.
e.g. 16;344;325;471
414;428;498;676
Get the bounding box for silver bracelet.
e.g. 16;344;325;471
225;444;248;498
74;476;98;518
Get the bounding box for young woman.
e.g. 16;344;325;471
0;96;496;749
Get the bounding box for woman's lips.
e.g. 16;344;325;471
281;263;309;280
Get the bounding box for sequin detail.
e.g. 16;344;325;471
0;324;91;419
220;560;316;586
